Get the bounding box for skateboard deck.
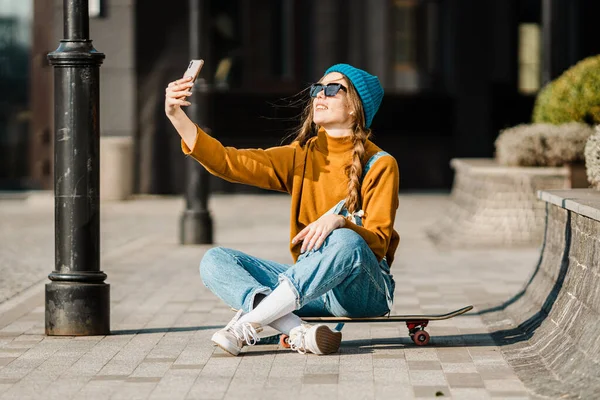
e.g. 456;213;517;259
302;305;473;323
279;305;473;346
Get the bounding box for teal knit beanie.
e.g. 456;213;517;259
324;64;384;128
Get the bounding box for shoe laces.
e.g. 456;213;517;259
289;326;309;354
232;322;260;346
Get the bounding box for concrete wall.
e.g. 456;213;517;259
480;189;600;398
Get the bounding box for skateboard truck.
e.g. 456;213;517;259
406;320;430;345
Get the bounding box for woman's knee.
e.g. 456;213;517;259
199;247;231;285
326;228;366;249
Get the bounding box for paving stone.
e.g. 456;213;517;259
374;385;414;399
170;364;204;370
337;382;376;399
110;381;158;400
484;379;528;392
0;338;70;380
407;361;441;370
476;364;518;380
75;379;124;400
299;383;338;396
130;361;172;378
408;369;447;386
0;358;16;367
445;372;485;388
412;385;449;398
489;391;531;398
436;348;472;363
0;383;14;397
37;377;90;400
404;348;439;362
222;383;268;400
304;364;338;375
264;375;302;388
372;357;406;370
449;388;491;399
90;375;128;381
373;367;410;385
147;369;200;399
440;362;478;373
186;375;232;399
302;373;338;384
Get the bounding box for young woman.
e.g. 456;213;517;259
165;64;400;356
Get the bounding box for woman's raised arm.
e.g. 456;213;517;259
165;76;297;193
165;76;197;149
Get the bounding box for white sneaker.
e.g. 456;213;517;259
288;323;342;355
211;309;262;356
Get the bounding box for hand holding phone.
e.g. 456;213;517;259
165;60;204;117
182;59;204;83
165;60;206;148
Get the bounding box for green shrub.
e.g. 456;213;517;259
532;55;600;125
531;81;554;123
495;123;594;167
584;126;600;190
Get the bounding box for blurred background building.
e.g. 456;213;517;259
1;0;600;195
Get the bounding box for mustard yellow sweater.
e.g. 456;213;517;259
182;126;400;266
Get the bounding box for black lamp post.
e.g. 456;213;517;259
45;0;109;335
180;0;214;245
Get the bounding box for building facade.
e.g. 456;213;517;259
2;0;599;193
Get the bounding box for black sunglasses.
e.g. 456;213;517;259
309;83;347;98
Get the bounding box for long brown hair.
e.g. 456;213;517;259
293;77;372;214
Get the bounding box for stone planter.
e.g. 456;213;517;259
427;158;588;247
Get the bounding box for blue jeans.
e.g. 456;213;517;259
199;228;395;318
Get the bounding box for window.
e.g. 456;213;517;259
518;23;541;93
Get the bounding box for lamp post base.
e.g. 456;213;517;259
45;282;110;336
180;209;213;245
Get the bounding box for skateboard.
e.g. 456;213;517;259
278;305;473;347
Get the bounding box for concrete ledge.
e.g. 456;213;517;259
451;158;573;176
538;188;600;221
481;189;600;398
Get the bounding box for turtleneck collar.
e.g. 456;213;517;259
315;127;355;156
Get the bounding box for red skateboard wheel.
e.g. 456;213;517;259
412;330;430;346
280;334;291;349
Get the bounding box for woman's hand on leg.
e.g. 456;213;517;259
292;214;346;253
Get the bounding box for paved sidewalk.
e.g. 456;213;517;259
0;193;541;399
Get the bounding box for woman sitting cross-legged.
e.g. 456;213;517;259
165;63;399;356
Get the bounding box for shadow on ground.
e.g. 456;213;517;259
111;325;224;335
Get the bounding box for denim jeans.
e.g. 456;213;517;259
199;228;395;318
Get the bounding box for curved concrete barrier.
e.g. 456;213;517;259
479;189;600;398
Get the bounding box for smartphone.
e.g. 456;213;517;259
182;59;204;83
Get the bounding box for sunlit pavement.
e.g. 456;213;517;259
0;193;540;399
